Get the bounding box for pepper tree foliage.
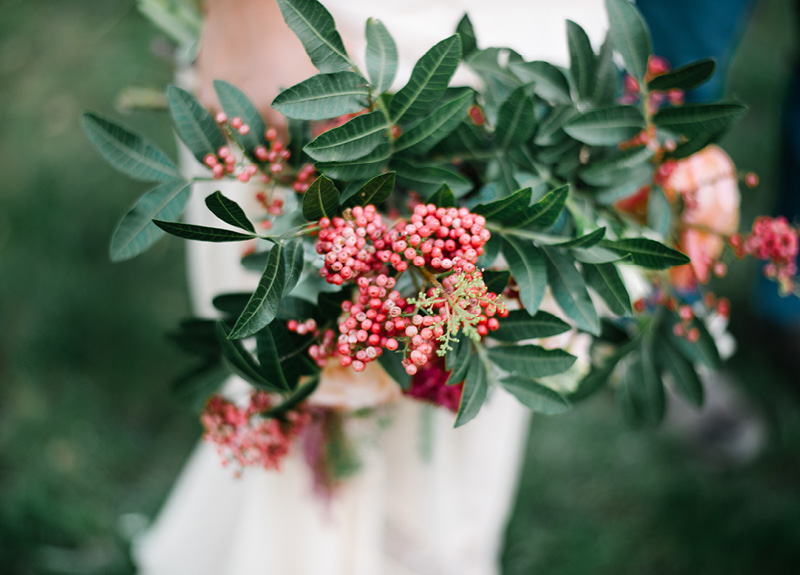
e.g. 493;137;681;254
83;0;745;428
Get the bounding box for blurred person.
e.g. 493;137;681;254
640;0;800;343
639;0;772;463
134;2;609;575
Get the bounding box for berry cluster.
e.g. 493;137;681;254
293;164;317;193
204;146;258;181
620;55;684;112
336;275;405;372
378;204;489;274
671;304;700;342
731;216;799;293
204;118;294;183
310;203;500;374
317;206;389;285
315;204;491;285
286;318;338;368
201;391;311;474
409;267;505;354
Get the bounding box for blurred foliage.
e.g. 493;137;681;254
0;0;799;574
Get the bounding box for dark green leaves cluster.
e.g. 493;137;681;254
84;0;741;431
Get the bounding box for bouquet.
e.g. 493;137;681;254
83;0;798;483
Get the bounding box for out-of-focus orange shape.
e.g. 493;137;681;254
663;145;740;287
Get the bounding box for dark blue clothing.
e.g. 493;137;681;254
637;0;757;102
639;0;800;323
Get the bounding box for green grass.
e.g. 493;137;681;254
1;1;799;574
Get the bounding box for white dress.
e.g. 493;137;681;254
134;2;607;574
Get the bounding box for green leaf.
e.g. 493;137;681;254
110;180;191;262
365;18;398;94
282;239;305;296
264;378;321;418
666;316;721;369
567;20;596;101
228;244;287;339
277;0;352;73
254;324;292;392
653;102;746;138
317;143;391;180
204;191;255;233
212;80;268;154
472;187;532;225
605;0;652;81
659;338;704;407
272;72;369;121
390;35;462;124
81;112;180;181
572;245;629;264
446;337;473;385
553;227;606;248
534;105;579;146
215;322;284;393
570;348;624;402
277;296;318;321
647;186;672;236
302;175;340;221
392;158;472;197
171;361;229;406
510;61;572;104
579;147;654;187
502;237;547;314
153;220;256;242
495;85;536;149
668;132;716;161
600;238;690;269
620;344;665;425
592;37;618;105
564;106;645;146
378;349;412;390
543;247;600;335
501;376;571;414
304;111;388;162
456;14;478;58
483;270;510;294
344;172;395;207
454;355;488;427
488;345;577;378
648;58;716;92
593;163;654;205
395;89;473;153
427;183;456;208
487;155;519;197
519;184;569;228
213;292;252;316
288;116;313;165
478;233;502;268
583;263;632;315
166;85;226;163
535;137;581;165
490;309;571;342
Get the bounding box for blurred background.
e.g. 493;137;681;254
1;0;799;573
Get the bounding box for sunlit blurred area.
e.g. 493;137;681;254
2;0;800;573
